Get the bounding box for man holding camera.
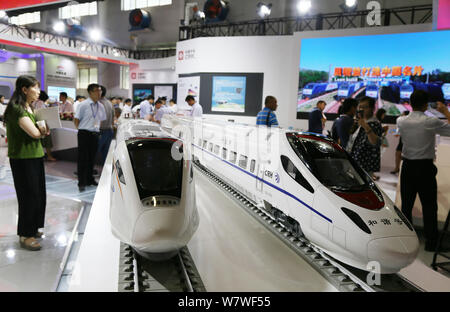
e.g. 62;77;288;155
397;90;450;252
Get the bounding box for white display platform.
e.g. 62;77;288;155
67;145;120;292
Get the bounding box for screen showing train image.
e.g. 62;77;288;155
133;89;152;104
47;86;76;103
211;76;246;113
297;30;450;120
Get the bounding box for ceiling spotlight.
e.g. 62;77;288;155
297;0;311;14
89;28;102;42
53;21;65;33
0;10;7;19
345;0;357;7
257;2;272;19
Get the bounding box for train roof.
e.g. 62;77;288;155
161;115;335;143
116;119;176;143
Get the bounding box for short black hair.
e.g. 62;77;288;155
87;83;100;93
376;108;386;121
60;92;68;98
124;98;132;103
100;85;107;98
155;99;163;105
185;95;195;102
39;90;49;102
0;94;4;99
169;99;176;104
410;90;429;110
147;95;154;100
75;95;85;101
342;98;358;114
359;96;376;110
161;96;167;101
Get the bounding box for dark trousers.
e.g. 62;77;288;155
98;129;113;166
400;159;438;243
10;157;46;237
77;130;98;187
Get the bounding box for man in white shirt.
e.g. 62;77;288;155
73;95;86;114
152;99;174;124
121;98;133;118
139;95;155;120
397;90;450;252
186;95;202;117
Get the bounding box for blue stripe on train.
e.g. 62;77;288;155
193;144;332;223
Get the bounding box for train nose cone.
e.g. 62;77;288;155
367;236;420;274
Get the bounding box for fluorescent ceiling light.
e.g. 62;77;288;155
297;0;311;14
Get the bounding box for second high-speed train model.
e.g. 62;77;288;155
110;119;199;259
162;116;419;273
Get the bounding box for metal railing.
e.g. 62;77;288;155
179;4;433;40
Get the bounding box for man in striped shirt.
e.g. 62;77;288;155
256;96;279;127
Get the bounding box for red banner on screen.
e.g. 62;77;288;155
0;0;66;11
438;0;450;30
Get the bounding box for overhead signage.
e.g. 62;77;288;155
437;0;450;30
0;0;68;11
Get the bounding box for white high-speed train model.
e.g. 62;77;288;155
162;116;419;274
110;119;199;259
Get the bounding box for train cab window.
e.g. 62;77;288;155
280;155;314;193
115;160;126;185
238;155;248;169
214;145;220;155
250;159;256;173
208;142;214;152
222;148;227;159
203;140;208;149
229;151;237;164
127;139;183;199
286;133;369;192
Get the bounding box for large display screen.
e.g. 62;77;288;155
133;89;152;104
211;76;246;113
47;86;76;102
297;30;450;121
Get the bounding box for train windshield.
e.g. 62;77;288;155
286;133;369;191
304;83;314;89
127;139;183;199
339;83;349;90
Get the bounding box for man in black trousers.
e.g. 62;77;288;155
74;84;105;192
397;90;450;251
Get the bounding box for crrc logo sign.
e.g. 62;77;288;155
178;51;184;61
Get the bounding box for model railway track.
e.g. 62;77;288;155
118;243;206;292
194;161;423;292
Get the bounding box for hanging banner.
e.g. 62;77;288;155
0;0;67;11
437;0;450;30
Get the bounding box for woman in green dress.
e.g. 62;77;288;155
4;75;50;251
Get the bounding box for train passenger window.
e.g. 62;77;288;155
229;151;237;164
214;145;220;155
238;155;248;169
222;148;227;159
250;159;256;173
280;155;314;193
115;160;126;185
203;140;208;149
208;143;214;152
